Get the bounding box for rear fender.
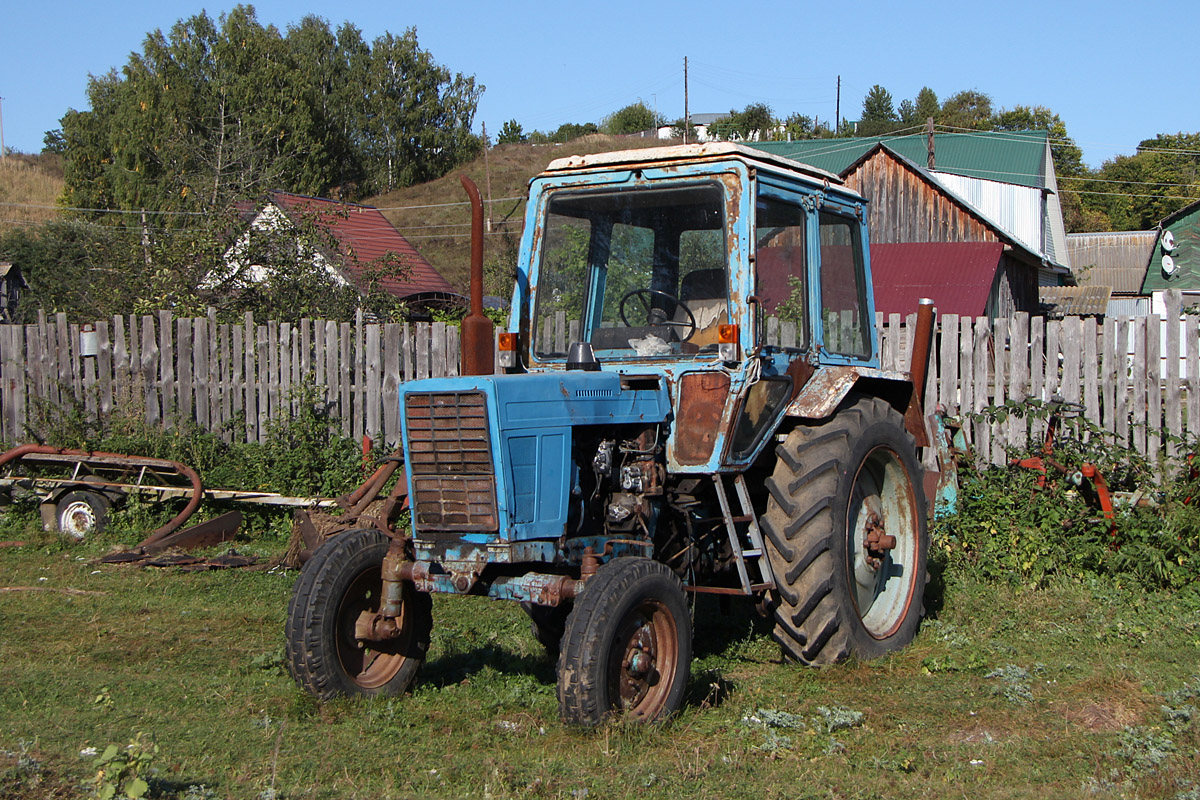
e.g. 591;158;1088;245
783;365;927;446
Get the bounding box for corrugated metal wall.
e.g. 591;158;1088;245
934;173;1044;259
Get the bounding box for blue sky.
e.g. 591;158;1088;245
2;0;1197;169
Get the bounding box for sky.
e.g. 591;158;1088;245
1;0;1197;169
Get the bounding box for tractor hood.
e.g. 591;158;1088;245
400;370;670;550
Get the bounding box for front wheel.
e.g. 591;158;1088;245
557;557;692;725
762;395;928;664
285;528;432;700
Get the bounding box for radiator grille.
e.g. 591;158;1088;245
405;392;497;531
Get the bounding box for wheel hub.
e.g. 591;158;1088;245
619;623;658;704
862;511;897;570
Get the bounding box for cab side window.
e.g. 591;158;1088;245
755;196;808;349
818;211;870;359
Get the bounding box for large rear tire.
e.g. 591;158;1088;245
286;528;432;700
762;395;927;664
557;557;692;725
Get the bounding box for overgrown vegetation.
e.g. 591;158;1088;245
936;400;1200;591
2;399;1199;797
24;381;363;500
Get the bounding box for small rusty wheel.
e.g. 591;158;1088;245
557;557;691;725
286;529;432;700
56;490;110;541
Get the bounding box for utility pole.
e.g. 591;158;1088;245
481;122;493;233
926;117;936;169
683;56;689;144
0;96;6;161
835;76;840;136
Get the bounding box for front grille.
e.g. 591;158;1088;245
405;392;498;531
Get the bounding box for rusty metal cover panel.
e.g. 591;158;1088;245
673;371;731;465
405;392;498;531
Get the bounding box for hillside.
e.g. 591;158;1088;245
0;154;64;231
367;134;675;293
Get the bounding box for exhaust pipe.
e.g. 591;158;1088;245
909;298;935;408
459;175;494;376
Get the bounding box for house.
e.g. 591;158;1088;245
0;262;27;323
1061;231;1157;317
656;113;725;143
1142;198;1200;315
748;131;1074;319
215;192;458;312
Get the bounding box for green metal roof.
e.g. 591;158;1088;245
1142;199;1200;292
747;130;1050;189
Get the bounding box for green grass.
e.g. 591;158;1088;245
2;511;1199;799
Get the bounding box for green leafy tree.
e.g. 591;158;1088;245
1081;132;1200;230
57;7;482;213
359;28;482;192
709;103;777;141
858;85;898;136
670;118;699;141
914;87;939;124
939;89;994;130
497;119;526;144
993;105;1084;177
602;101;663;135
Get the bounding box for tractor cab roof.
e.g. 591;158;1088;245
541;142;860;201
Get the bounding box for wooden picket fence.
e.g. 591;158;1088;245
0;309;460;448
1;290;1197;465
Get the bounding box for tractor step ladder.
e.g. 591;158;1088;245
712;474;775;594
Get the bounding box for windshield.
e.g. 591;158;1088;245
531;182;727;360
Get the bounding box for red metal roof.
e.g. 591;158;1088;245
270;192;456;300
870;242;1004;318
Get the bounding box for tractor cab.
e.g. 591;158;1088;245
510;143;880;471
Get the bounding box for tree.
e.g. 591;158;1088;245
993;105;1085;178
497;119;526;144
858;85;898;136
358;28;482;192
670;118;699;141
602;101;662;136
914;87;939;124
939;90;993;130
57;7;483;213
709;103;777;142
1080;132;1200;230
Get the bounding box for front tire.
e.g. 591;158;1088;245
557;557;692;725
762;395;927;664
286;528;432;700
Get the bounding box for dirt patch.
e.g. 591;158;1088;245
1061;701;1142;732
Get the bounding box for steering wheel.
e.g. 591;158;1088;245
618;289;697;341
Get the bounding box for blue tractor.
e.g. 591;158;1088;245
286;143;934;724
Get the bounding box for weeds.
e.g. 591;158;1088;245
937;400;1200;591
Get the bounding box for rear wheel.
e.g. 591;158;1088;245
557;557;691;725
761;395;927;664
286;528;432;700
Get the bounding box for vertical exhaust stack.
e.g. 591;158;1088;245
459;175;494;376
909;298;935;409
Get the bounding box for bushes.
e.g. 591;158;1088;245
18;381;367;501
935;403;1200;591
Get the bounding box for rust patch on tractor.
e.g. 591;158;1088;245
674;371;731;465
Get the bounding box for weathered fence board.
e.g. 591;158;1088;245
2;295;1197;467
